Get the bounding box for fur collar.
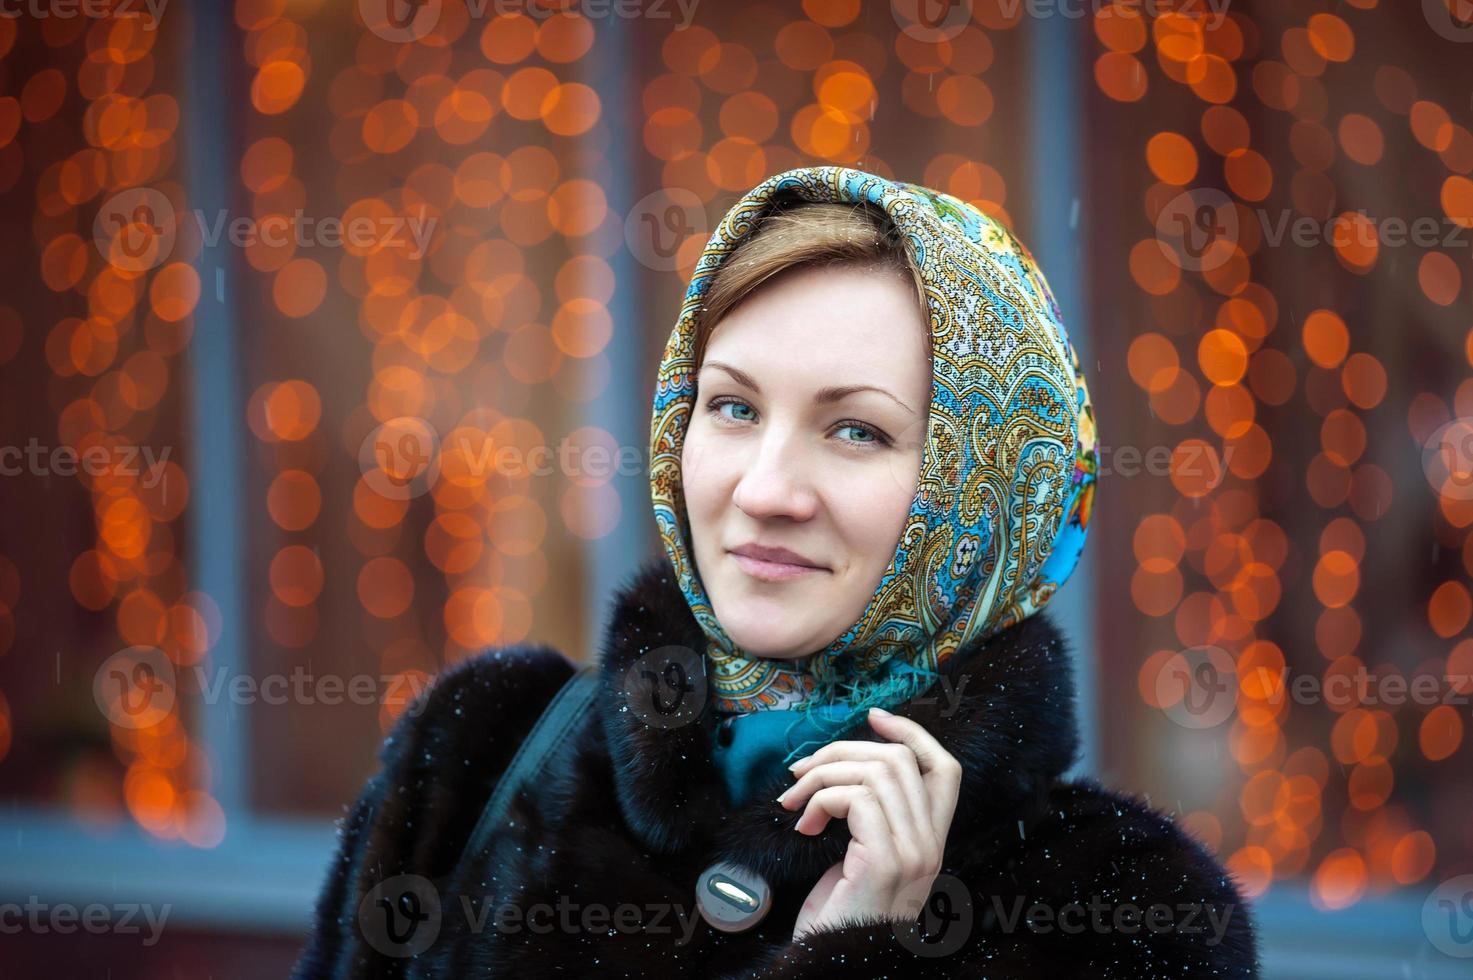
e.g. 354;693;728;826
595;558;1081;889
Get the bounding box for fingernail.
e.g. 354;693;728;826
788;757;807;772
869;707;892;717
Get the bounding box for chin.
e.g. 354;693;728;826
710;591;820;660
725;631;812;661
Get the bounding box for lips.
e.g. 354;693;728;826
727;543;827;582
730;543;822;567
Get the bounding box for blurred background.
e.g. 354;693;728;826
0;0;1470;976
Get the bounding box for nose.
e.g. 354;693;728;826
729;424;818;522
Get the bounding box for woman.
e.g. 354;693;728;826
295;166;1259;977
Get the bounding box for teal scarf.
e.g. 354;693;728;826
712;662;940;807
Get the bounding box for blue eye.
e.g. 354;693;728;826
709;397;756;422
704;394;889;448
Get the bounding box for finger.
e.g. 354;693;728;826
789;741;930;822
779;761;928;872
867;708;962;840
865;708;952;778
794;785;896;872
782;749;931;842
777;760;872;808
791;737;916;779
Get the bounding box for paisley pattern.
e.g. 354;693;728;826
649;166;1098;715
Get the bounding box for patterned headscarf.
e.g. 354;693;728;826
650;166;1097;720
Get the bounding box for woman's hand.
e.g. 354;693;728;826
776;707;962;941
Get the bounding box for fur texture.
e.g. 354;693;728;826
294;558;1260;978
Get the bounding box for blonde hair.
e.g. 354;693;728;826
694;200;928;365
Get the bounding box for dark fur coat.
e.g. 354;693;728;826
294;558;1260;977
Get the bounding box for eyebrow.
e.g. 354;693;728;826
702;360;919;417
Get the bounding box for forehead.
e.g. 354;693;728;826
700;264;930;389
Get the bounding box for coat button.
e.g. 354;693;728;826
695;861;772;933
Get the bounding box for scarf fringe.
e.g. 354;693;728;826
780;661;940;765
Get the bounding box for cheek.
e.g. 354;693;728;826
832;456;919;568
680;425;726;538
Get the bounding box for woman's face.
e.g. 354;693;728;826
681;262;931;661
